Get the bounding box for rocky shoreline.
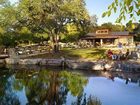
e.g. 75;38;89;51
3;58;140;72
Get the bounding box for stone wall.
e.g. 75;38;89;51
5;58;62;66
5;58;114;71
4;58;140;72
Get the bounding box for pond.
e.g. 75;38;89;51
0;65;140;105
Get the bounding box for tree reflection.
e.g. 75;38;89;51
87;95;102;105
0;69;102;105
23;70;88;105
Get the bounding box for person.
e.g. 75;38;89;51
125;49;130;59
118;42;123;49
107;49;113;59
117;50;123;60
107;49;117;60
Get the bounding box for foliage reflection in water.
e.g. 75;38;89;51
0;68;102;105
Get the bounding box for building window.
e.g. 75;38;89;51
96;29;109;34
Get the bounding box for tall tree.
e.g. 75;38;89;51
90;15;98;27
88;14;98;32
15;0;90;52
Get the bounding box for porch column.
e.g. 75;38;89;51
92;39;95;47
118;37;120;43
100;39;103;46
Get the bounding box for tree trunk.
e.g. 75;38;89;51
53;42;59;53
52;34;60;53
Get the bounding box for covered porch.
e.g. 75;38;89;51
94;38;117;47
83;36;118;47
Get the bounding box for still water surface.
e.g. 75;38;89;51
0;66;140;105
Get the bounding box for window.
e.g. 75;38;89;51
96;29;109;34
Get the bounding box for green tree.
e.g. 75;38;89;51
134;23;140;35
126;22;140;41
15;0;90;52
102;0;140;23
0;0;18;47
125;22;137;32
62;23;80;42
100;22;125;31
0;0;17;31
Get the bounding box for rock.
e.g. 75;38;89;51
70;63;79;70
5;58;19;64
104;64;112;70
19;59;26;65
66;61;94;70
92;64;104;70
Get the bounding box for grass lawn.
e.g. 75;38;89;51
26;48;107;60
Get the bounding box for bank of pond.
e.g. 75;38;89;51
3;58;140;72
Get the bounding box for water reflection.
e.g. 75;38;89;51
0;66;140;105
0;67;102;105
98;71;140;86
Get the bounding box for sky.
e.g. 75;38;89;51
10;0;139;25
85;0;118;25
85;0;132;25
85;0;139;25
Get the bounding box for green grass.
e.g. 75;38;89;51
27;48;106;60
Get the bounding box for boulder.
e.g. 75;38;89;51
104;64;112;70
5;58;19;64
92;64;104;70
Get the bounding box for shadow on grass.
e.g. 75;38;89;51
59;49;82;59
27;48;107;60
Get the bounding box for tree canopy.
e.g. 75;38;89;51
0;0;140;48
16;0;90;41
100;22;125;31
0;0;90;49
